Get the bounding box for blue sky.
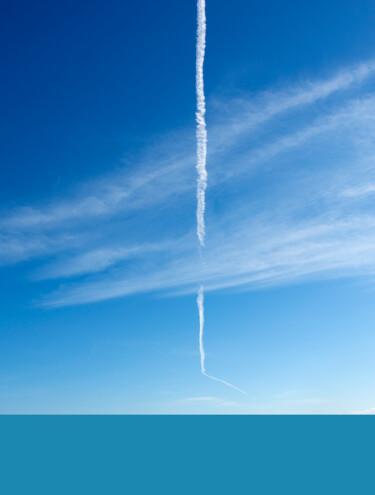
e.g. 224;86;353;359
2;0;375;413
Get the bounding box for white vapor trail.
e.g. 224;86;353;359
197;286;206;373
196;0;207;247
197;287;248;395
195;1;247;395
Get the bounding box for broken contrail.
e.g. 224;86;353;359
195;0;246;395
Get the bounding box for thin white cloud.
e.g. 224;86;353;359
348;407;375;414
34;239;178;280
2;58;375;310
209;59;375;153
37;213;375;307
341;184;375;198
2;58;373;235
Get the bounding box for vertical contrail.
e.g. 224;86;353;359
196;0;207;248
197;287;248;394
197;286;206;373
195;0;246;395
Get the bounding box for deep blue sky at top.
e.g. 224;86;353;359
2;0;375;203
2;0;375;414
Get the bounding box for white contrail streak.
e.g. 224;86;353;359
197;287;248;395
197;285;206;373
203;372;248;395
196;0;207;247
195;1;246;396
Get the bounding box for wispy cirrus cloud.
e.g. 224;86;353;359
38;214;375;307
3;58;375;234
33;239;181;280
2;58;375;307
349;407;375;414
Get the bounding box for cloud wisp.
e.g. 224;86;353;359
0;59;373;240
4;58;374;235
2;57;375;314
